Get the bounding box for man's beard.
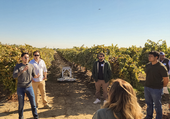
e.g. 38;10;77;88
23;61;28;64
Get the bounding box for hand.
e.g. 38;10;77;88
37;73;40;78
23;65;29;72
43;77;46;80
18;65;29;77
32;79;35;82
34;73;40;78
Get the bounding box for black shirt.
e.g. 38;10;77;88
145;62;168;89
98;61;104;80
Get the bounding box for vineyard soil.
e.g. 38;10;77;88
0;53;170;119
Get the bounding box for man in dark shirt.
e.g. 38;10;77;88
92;53;111;104
144;51;169;119
159;52;170;75
13;53;40;119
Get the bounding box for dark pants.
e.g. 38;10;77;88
144;87;163;119
17;86;38;119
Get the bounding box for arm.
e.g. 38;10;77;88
13;65;19;78
34;74;40;78
43;61;47;80
163;77;169;87
13;65;28;78
160;65;169;87
32;65;40;78
43;72;47;80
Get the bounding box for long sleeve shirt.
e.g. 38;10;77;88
29;59;47;82
13;63;36;88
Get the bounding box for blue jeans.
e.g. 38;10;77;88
144;87;163;119
17;86;38;119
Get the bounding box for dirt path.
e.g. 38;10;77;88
0;53;101;119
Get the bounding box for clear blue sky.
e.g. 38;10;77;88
0;0;170;48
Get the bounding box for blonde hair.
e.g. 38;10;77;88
103;79;143;119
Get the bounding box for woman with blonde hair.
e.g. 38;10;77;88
92;79;143;119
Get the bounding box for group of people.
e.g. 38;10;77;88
92;51;170;119
13;51;51;119
13;51;170;119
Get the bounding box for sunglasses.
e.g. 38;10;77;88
34;55;40;56
24;57;29;59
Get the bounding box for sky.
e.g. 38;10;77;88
0;0;170;48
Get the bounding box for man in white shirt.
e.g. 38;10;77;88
29;51;51;109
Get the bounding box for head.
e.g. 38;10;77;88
148;51;159;62
103;79;142;119
159;52;165;61
97;53;105;62
21;52;29;64
33;50;40;61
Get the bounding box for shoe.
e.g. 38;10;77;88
36;104;38;110
103;100;107;104
36;107;38;110
93;98;101;104
44;104;52;109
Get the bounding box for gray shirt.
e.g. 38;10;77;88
13;63;36;88
93;108;120;119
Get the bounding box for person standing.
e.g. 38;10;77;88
92;53;111;104
13;52;40;119
159;52;170;109
144;51;169;119
160;52;170;77
29;51;51;109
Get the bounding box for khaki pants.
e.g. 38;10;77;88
95;80;109;100
32;80;48;106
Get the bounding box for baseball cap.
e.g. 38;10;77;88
160;52;165;55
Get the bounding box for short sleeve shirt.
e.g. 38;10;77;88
145;61;168;89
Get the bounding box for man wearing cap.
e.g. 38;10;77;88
159;51;170;110
160;52;170;76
